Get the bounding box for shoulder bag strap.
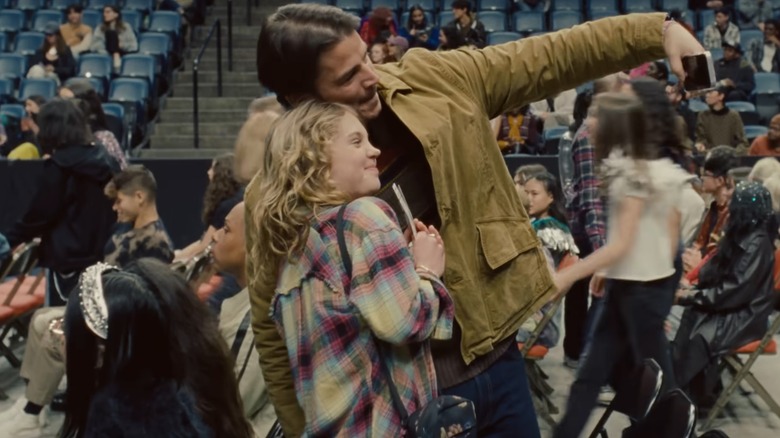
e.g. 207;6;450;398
335;204;410;424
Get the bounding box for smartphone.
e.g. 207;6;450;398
392;183;415;233
682;52;716;92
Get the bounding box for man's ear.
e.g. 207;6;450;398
134;190;146;204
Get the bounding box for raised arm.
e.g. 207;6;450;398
425;13;700;119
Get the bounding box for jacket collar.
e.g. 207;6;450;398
376;68;412;99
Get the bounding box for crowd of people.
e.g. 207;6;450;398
0;1;779;438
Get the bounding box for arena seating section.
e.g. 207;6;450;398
0;0;184;152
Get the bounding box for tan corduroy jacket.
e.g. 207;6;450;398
246;13;668;436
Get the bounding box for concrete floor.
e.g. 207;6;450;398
1;318;779;437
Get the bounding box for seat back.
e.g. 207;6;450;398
15;0;43;11
551;10;581;31
588;0;618;12
14;32;45;57
102;102;125;120
624;0;654;12
478;0;507;11
370;0;400;12
0;53;27;80
148;11;182;35
86;0;113;11
611;358;664;421
554;0;581;10
78;53;113;79
122;9;143;34
109;77;149;103
19;78;57;100
31;10;64;33
698;9;715;31
64;76;105;99
123;0;154;12
0;103;25;120
48;0;73;10
487;31;521;45
0;78;12;97
439;10;455;27
513;10;545;33
335;0;364;13
478;11;507;32
0;10;24;33
119;54;155;86
755;72;780;94
81;9;101;29
138;32;171;59
745;125;769;143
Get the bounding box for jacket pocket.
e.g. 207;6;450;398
476;218;538;271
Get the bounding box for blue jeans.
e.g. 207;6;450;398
442;345;541;437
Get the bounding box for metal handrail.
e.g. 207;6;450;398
192;19;222;149
227;0;233;71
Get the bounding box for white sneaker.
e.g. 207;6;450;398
0;404;47;438
0;397;27;423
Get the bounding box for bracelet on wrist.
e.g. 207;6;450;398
415;264;440;279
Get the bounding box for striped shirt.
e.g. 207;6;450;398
271;197;454;437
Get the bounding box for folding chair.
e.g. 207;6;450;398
699;312;780;430
0;241;44;369
621;389;696;438
589;358;664;438
518;253;578;427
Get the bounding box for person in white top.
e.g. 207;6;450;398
552;92;690;437
530;88;578;131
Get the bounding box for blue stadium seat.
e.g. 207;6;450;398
19;78;57;100
14;32;45;57
439;10;455;26
102;102;125;120
479;0;508;11
370;0;400;11
698;9;714;31
551;10;581;30
109;77;149;103
414;0;436;11
0;33;6;52
741;29;763;52
81;10;101;30
487;31;521;45
335;0;364;13
755;72;780;94
400;11;434;28
65;76;105;99
554;0;582;11
687;98;708;112
15;0;43;12
726;100;760;125
122;9;143;33
0;78;13;97
513;11;545;33
0;10;25;34
588;0;618;11
659;0;688;11
754;72;780;122
148;11;181;35
86;0;114;11
0;54;27;81
623;0;655;13
589;10;617;20
744;125;769;141
120;54;156;90
0;103;25;120
139;32;171;61
48;0;73;10
31;10;65;33
479;11;507;32
123;0;154;12
78;53;113;80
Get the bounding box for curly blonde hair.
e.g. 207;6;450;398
251;101;354;272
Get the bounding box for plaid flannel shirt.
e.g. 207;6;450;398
271;197;454;437
566;125;606;251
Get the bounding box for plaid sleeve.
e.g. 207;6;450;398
347;199;454;345
572;137;606;251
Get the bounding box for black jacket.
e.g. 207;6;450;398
31;46;76;82
3;144;119;271
715;57;756;98
677;228;775;358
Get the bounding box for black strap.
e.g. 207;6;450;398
546;97;555;112
335;204;411;424
230;311;252;360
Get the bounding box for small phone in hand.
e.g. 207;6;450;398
682;52;717;92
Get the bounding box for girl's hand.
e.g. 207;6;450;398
411;219;445;278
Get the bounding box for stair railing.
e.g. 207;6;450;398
192;19;223;149
227;0;233;71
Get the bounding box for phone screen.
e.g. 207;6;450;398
682;52;716;92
